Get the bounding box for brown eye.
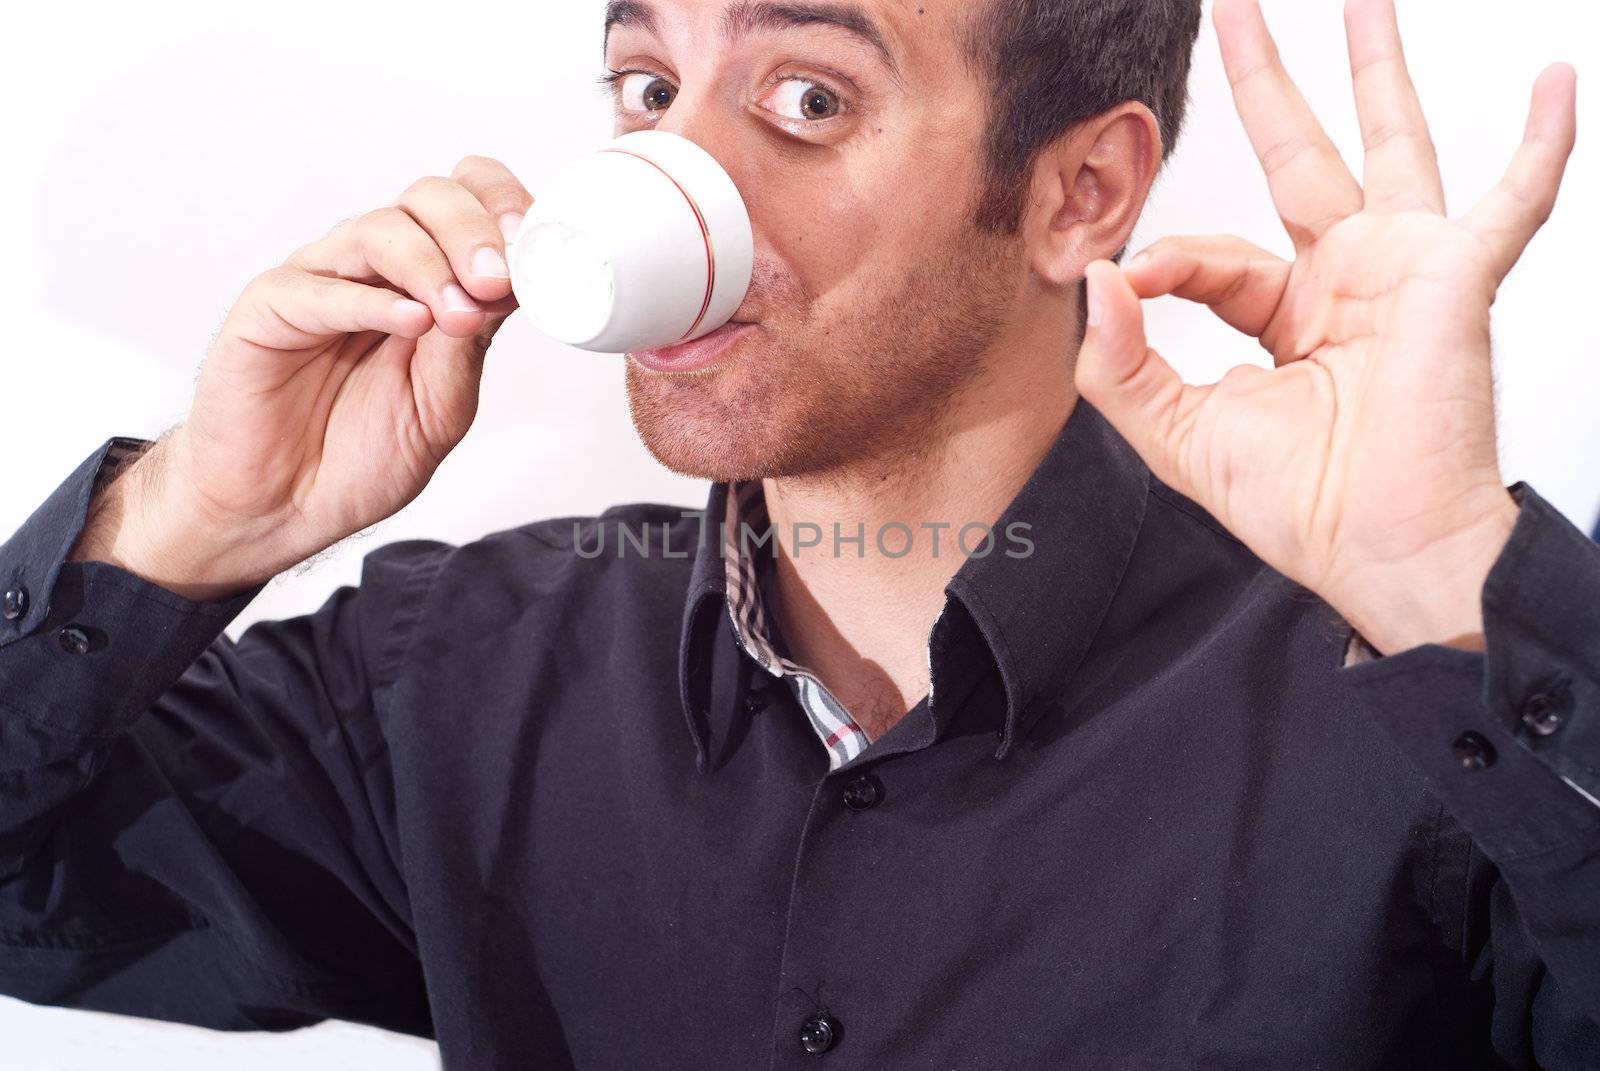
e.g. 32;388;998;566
618;72;678;113
801;87;838;119
759;78;843;122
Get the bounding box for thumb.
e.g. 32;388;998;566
1074;259;1191;485
408;306;511;454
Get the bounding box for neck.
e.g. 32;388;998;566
763;305;1079;742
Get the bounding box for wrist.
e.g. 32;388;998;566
70;437;281;603
1327;486;1520;657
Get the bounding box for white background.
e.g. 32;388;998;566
1;1;1595;1065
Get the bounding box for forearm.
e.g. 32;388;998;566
0;436;435;1031
1337;481;1600;1027
1;437;270;865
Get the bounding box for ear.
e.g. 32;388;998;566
1023;102;1162;288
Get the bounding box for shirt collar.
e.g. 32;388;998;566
946;399;1151;758
677;398;1151;770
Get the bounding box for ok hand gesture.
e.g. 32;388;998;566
1076;0;1579;656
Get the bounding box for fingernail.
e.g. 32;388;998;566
1128;251;1152;272
393;298;429;317
1086;275;1104;328
442;283;481;313
472;245;509;279
499;212;524;244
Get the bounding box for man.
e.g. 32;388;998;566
0;0;1592;1066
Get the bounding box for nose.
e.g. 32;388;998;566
644;90;767;322
650;95;753;208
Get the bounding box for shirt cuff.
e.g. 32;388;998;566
0;437;267;745
1337;481;1600;861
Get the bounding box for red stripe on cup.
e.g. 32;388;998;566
599;148;717;342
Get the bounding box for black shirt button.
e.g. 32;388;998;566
57;625;95;655
1520;690;1567;737
2;584;27;621
842;774;882;812
798;1013;839;1054
744;688;770;716
1452;731;1497;771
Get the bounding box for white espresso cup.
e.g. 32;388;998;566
507;130;754;354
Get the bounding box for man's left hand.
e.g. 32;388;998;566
1076;0;1578;657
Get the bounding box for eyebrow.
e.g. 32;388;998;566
603;0;905;87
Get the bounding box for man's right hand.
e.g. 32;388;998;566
72;155;533;600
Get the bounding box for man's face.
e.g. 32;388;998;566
604;0;1028;484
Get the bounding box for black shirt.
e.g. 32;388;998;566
1;401;1597;1069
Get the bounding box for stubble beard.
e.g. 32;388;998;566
624;215;1022;487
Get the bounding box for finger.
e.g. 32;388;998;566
1214;0;1365;248
1344;0;1445;214
1075;259;1207;491
234;267;436;350
407;311;507;457
472;294;521;318
450;154;536;245
1123;235;1292;346
395;175;514;305
286;207;488;339
1462;62;1579;282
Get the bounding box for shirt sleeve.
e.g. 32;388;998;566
0;435;449;1038
1337;480;1600;1062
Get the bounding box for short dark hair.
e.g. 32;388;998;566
962;0;1205;239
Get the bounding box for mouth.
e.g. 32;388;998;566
629;320;758;374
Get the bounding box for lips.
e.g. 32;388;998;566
630;320;757;373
